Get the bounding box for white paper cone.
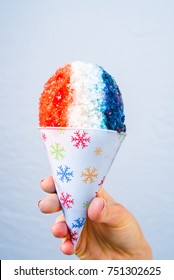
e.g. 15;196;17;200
40;127;126;246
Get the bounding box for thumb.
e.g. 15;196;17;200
88;188;125;226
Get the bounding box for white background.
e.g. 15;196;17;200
1;260;174;279
0;0;174;260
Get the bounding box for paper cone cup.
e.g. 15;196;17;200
40;127;126;246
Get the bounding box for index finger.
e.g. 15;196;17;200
40;176;56;193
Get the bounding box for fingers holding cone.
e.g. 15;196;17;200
51;215;74;255
38;178;75;255
88;187;128;226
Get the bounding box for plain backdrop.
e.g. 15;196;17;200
0;0;174;260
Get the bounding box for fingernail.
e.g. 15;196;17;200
38;200;42;208
40;178;45;184
92;197;105;211
50;224;54;232
38;199;45;211
100;198;106;209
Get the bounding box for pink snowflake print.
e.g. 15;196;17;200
59;192;74;209
98;176;106;187
69;229;78;245
42;133;47;141
71;130;90;149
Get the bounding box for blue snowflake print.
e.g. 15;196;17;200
56;165;73;183
72;217;86;229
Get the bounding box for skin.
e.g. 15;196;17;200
38;176;152;260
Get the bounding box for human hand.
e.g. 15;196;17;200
38;176;152;260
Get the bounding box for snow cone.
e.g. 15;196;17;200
39;61;126;246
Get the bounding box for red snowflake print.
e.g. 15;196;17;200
98;176;106;187
69;229;78;244
59;192;74;209
42;133;47;141
71;130;90;149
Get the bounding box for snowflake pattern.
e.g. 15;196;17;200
94;147;102;156
50;143;65;160
69;229;78;244
57;128;65;134
41;127;122;246
57;165;73;183
83;201;90;209
98;176;106;187
81;167;98;184
59;192;74;209
42;133;47;141
71;130;90;149
72;217;86;229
